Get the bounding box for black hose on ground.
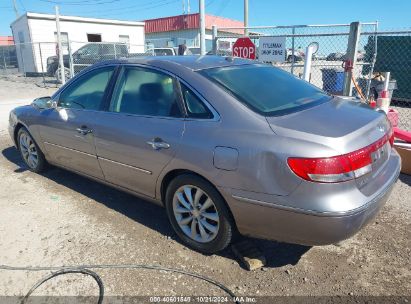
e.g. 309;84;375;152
19;268;104;304
0;263;240;304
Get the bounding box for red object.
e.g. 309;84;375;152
342;59;353;72
232;38;256;59
380;90;389;98
288;130;393;183
369;100;376;108
394;127;411;143
387;108;399;127
145;13;244;34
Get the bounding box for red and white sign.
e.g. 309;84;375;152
232;38;256;60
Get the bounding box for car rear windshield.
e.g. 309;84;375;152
200;64;331;116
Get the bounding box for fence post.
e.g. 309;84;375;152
291;26;295;75
38;43;46;87
343;21;361;96
68;41;74;78
2;47;6;76
55;6;65;84
212;25;218;55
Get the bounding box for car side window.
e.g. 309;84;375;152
180;83;213;119
109;67;182;118
58;66;115;110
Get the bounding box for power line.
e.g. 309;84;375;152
18;0;26;12
39;0;121;6
82;0;180;18
58;0;177;15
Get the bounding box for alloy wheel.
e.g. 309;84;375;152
172;185;220;243
19;133;38;169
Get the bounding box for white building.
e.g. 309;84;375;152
10;12;145;74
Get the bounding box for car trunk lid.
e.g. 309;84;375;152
267;97;392;190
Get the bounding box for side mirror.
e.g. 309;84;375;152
32;96;52;109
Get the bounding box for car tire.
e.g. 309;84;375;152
55;67;71;84
165;174;234;254
17;127;47;173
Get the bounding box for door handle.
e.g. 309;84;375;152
146;138;170;150
76;126;93;135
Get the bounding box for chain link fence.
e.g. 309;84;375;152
0;41;151;86
213;23;411;131
1;27;410;131
214;23;378;97
363;30;411;132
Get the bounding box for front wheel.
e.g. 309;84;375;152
18;127;47;173
165;174;234;254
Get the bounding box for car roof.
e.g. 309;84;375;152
96;55;253;71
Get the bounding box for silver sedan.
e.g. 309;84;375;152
8;56;401;253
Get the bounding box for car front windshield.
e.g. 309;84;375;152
200;64;331;116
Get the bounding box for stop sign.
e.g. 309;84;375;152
233;37;256;60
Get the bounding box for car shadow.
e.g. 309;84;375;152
399;173;411;186
1;145;310;270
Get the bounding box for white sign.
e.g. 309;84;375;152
258;36;286;62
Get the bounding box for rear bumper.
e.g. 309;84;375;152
222;152;401;246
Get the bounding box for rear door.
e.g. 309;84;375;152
38;65;116;179
93;65;185;198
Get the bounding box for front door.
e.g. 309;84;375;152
38;66;116;179
93;66;185;198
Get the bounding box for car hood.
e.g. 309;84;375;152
266;97;390;155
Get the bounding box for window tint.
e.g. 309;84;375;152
201;65;331;116
59;66;114;110
180;83;213;119
110;67;182;117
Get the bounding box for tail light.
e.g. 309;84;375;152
288;129;393;183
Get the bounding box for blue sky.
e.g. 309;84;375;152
0;0;410;36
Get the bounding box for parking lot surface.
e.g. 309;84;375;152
0;78;410;299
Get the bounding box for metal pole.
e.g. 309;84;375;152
291;27;295;74
343;21;361;96
68;41;74;78
38;43;46;87
303;45;314;82
212;25;218;55
12;0;19;18
199;0;206;55
244;0;249;36
55;6;65;84
187;0;190;14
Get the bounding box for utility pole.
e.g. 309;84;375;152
182;0;185;14
55;6;65;84
199;0;205;55
244;0;249;36
12;0;19;18
187;0;190;14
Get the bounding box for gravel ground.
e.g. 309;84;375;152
0;78;410;301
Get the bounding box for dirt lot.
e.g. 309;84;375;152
0;78;410;302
